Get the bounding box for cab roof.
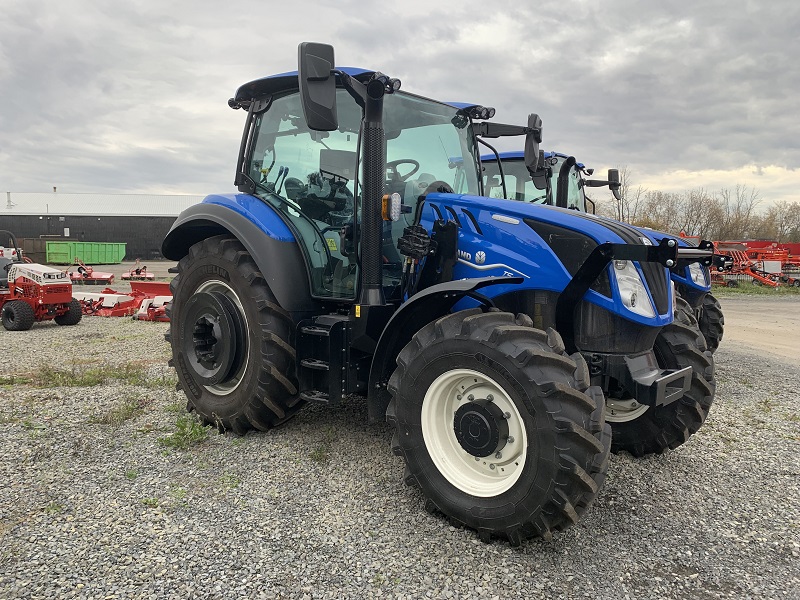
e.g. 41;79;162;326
234;67;375;103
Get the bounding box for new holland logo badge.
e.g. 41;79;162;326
475;251;486;264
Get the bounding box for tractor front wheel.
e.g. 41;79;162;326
1;300;35;331
387;309;610;544
697;293;724;353
606;315;715;457
55;298;83;326
167;235;303;434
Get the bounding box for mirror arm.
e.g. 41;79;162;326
334;70;367;110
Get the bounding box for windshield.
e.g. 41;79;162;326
247;88;481;300
482;154;587;212
482;158;547;203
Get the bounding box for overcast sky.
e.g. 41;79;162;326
1;0;798;207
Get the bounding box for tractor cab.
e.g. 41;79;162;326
233;78;482;301
480;150;619;213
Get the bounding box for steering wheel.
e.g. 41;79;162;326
422;181;454;195
386;159;420;182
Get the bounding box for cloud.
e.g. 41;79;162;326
1;0;798;205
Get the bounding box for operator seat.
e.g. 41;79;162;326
0;257;12;289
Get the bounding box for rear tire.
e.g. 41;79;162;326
1;300;35;331
697;293;724;353
167;235;303;434
387;309;610;544
54;298;83;326
607;318;715;457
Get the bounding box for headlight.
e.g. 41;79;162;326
613;260;656;318
687;262;709;286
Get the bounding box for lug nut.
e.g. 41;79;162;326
489;464;496;470
486;394;494;402
666;259;675;267
495;452;502;459
467;394;474;401
503;412;511;419
507;436;515;444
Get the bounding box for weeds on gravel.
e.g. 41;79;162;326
309;425;337;464
158;414;211;450
140;497;159;508
0;374;30;386
27;362;176;389
91;397;150;427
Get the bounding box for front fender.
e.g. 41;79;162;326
366;276;523;422
162;194;318;312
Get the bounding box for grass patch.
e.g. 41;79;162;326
26;362;176;389
44;501;64;515
219;473;241;489
125;469;138;480
91;397;150;427
0;375;31;386
712;281;800;297
140;497;159;508
158;414;211;450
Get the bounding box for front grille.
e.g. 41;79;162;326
46;286;71;295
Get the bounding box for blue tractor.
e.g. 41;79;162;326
477;149;720;454
162;43;712;543
480;150;725;355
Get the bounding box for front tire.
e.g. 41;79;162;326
1;300;35;331
697;293;724;353
55;298;83;326
387;309;610;544
607;315;715;457
167;235;303;434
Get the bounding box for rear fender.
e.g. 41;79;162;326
162;194;318;312
366;276;522;422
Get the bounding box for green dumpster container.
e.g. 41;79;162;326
45;241;127;265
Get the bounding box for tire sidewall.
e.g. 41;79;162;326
394;337;560;518
170;243;289;423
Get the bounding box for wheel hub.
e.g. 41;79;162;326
453;399;508;458
182;291;245;386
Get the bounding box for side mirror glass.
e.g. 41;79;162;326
298;42;338;131
608;168;621;201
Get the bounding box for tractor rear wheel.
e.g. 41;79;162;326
167;235;303;434
1;300;35;331
55;298;83;326
606;315;715;457
697;293;724;353
387;309;610;544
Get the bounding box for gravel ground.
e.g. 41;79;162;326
1;300;799;599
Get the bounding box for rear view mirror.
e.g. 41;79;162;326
298;42;338;131
608;168;621;201
524;113;543;175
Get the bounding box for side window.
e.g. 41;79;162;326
249;91;361;299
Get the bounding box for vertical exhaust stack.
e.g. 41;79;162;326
357;79;388;307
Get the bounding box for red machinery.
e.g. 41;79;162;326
712;243;782;287
68;258;115;285
0;231;82;331
73;281;172;322
121;259;156;281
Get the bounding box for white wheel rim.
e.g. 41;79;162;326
605;397;649;422
194;280;250;395
421;368;527;497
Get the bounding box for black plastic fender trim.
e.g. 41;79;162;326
366;276;523;423
161;202;319;312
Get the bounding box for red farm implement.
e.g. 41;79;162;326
68;259;115;285
73;281;172;322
